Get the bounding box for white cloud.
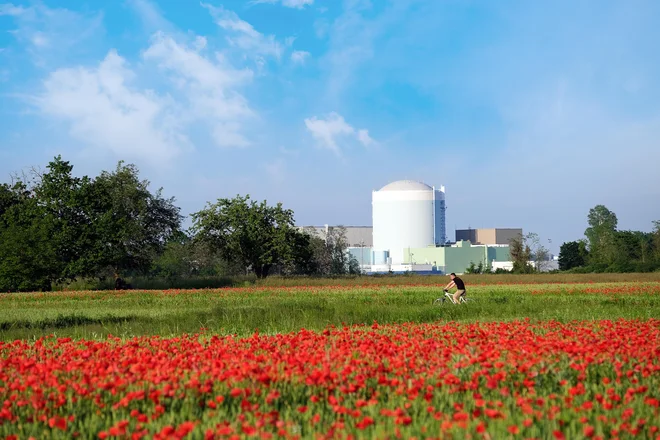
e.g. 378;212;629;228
4;1;274;167
280;0;314;8
31;28;259;164
0;2;103;66
291;50;310;65
127;0;175;34
0;3;27;16
33;50;188;164
142;32;254;148
304;112;375;155
357;128;375;147
251;0;314;8
202;3;284;60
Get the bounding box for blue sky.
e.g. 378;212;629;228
1;0;660;253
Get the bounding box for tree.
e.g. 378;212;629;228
348;256;361;275
327;227;350;275
283;228;319;275
0;157;91;291
558;240;588;271
585;205;618;264
508;232;550;273
88;161;183;279
652;221;660;263
32;156;97;281
465;261;485;274
303;226;356;276
0;193;58;292
509;233;533;273
151;232;195;286
527;232;551;271
613;230;654;266
191;195;297;278
0;183;23;218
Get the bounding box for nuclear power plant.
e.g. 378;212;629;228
372;180;446;265
299;179;555;274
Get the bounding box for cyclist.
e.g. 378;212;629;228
443;273;466;304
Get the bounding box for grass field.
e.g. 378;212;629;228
2;280;660;341
2;278;660;439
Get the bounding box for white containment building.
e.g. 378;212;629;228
372;180;446;265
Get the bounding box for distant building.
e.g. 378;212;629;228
372;180;446;265
455;228;523;246
348;240;512;275
297;181;541;275
401;240;511;274
298;225;373;247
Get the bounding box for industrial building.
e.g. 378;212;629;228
372;180;446;265
297;225;373;247
348;240;511;274
455;228;522;245
298;179;541;274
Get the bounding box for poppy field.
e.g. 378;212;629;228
1;281;660;439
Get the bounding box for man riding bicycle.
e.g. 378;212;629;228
443;273;466;304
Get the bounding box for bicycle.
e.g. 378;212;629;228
433;289;474;305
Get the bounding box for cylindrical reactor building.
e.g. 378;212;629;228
372;180;446;264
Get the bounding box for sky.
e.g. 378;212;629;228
1;0;660;254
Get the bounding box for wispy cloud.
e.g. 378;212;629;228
0;3;27;16
202;3;284;60
291;50;310;65
304;112;375;155
0;2;103;67
250;0;314;9
317;1;416;106
127;0;176;34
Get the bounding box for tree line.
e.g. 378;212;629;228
0;157;359;292
558;205;660;273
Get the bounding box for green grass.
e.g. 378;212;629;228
2;282;659;341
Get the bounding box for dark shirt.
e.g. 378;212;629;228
453;277;466;290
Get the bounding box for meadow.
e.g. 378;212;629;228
1;276;660;439
1;280;660;341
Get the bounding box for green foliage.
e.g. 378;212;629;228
191;195;298;278
0;157;182;291
0;194;58;292
283;228;319;275
509;233;533;273
88;161;183;277
558;240;588;271
465;261;487;274
348;256;361;275
301;226;357;276
654;220;660;263
585;205;618;264
560;205;660;273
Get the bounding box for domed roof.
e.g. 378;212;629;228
379;180;432;191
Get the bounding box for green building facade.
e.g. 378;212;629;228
402;240;511;274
